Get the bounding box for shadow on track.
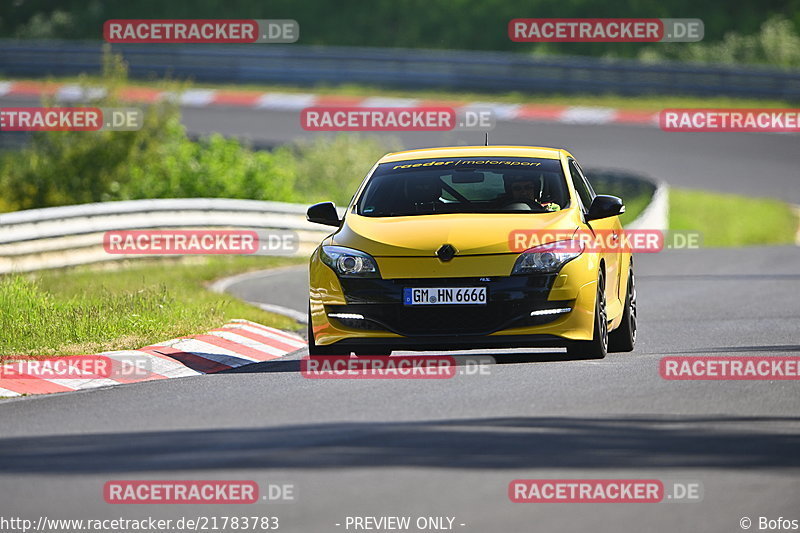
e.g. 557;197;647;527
1;415;798;474
640;274;800;281
220;351;586;375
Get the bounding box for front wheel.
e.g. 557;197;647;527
566;269;608;359
608;263;636;353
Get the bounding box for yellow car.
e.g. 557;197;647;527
306;145;636;359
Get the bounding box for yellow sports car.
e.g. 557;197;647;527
306;145;636;359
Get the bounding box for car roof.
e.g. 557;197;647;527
378;145;571;163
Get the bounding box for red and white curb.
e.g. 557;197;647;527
0;319;306;398
0;80;659;128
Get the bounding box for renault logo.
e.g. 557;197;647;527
436;244;457;262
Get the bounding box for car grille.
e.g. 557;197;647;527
332;274;566;336
327;301;568;336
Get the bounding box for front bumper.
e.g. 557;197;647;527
309;252;599;349
328;275;571;336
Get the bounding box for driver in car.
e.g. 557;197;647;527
406;179;442;212
500;174;561;211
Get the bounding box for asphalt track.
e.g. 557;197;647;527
0;99;798;532
176;105;800;203
1;95;799;202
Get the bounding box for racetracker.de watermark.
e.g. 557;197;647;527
508;229;702;253
300;107;495;131
0;355;154;380
104;19;298;43
0;107;143;131
660;109;800;132
104;481;259;504
660;356;800;380
103;230;299;256
509;479;703;503
300;355;495;379
509;18;703;42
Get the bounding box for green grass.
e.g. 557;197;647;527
10;76;795;112
669;188;798;247
0;255;305;359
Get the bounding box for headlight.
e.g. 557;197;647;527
320;245;380;278
511;240;584;275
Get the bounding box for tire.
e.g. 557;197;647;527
566;269;608;360
307;303;354;357
608;263;637;353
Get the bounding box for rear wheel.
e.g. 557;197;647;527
566;270;608;359
608;263;637;353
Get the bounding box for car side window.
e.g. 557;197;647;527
569;160;595;211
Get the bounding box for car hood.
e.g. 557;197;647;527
330;209;582;256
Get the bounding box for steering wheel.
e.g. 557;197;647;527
503;200;548;212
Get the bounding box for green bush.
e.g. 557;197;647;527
639;15;800;68
289;135;400;206
0;51;397;212
2;0;799;63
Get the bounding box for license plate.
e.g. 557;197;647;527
403;287;487;305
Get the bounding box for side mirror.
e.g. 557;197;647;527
307;201;340;227
586;195;625;221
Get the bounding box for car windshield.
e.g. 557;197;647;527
356;157;570;216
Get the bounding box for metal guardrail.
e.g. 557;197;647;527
0;198;342;273
0;40;798;100
586;169;668;231
0;169;665;274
